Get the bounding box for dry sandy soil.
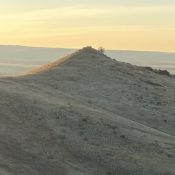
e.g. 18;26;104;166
0;47;175;175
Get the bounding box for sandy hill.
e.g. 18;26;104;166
0;47;175;175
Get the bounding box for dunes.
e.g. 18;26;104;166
0;47;175;175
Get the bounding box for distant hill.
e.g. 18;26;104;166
0;47;174;174
0;45;175;75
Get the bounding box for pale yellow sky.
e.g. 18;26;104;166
0;1;175;51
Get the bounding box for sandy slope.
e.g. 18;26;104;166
0;47;175;175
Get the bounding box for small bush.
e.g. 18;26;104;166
120;135;126;139
156;69;171;76
98;46;105;54
82;118;87;122
144;66;153;71
163;119;167;123
144;66;171;76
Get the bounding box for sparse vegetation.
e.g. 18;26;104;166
98;46;105;54
144;66;171;76
120;135;126;139
82;118;87;122
156;69;171;76
163;119;167;123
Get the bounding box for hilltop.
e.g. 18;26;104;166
0;45;175;75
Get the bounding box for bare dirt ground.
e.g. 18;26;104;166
0;47;175;175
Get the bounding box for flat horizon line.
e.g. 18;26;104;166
0;44;175;54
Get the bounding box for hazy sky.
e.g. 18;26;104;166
0;0;175;51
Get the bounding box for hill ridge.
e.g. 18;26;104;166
0;47;174;174
27;46;107;75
